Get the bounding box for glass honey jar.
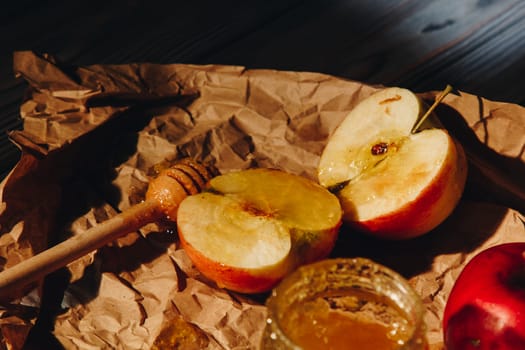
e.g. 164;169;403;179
261;258;427;350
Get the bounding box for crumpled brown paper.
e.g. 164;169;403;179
1;51;524;349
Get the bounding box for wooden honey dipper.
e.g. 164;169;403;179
0;158;216;300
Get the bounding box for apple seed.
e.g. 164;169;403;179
371;142;389;155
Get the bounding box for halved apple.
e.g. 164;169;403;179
176;168;342;294
318;87;468;239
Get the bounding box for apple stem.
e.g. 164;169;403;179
411;84;453;133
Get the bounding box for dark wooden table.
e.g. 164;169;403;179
2;0;525;179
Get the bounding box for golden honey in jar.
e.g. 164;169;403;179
261;258;427;350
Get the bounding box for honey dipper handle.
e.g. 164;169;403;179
0;200;163;299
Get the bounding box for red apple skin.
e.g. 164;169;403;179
179;231;291;294
443;242;525;350
295;221;342;264
347;138;467;239
178;224;341;294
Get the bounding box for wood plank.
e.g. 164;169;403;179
0;0;305;178
1;0;525;179
204;0;525;101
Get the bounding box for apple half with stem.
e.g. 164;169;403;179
317;87;468;239
176;168;342;294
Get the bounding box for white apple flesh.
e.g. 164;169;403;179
176;168;342;294
318;87;467;239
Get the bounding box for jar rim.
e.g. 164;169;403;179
264;257;426;350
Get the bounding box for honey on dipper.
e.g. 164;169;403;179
0;158;216;300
